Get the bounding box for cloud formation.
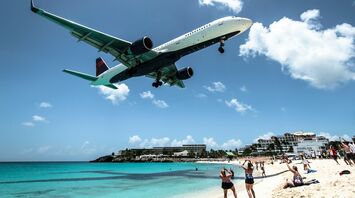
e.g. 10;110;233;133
96;83;129;104
32;115;46;122
318;132;352;141
152;100;169;108
140;91;154;99
225;98;253;114
129;135;142;144
171;135;195;146
203;137;243;150
129;135;242;150
240;85;247;92
39;102;52;108
204;82;226;92
240;9;355;89
253;132;275;143
140;91;169;108
22;122;35;127
198;0;243;14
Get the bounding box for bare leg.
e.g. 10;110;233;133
251;185;256;198
224;189;228;198
231;186;237;198
246;184;253;198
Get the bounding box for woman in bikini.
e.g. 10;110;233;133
239;160;256;198
219;168;237;198
283;161;304;188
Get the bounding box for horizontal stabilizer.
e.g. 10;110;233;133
63;69;97;81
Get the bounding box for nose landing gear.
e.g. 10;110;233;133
218;39;225;54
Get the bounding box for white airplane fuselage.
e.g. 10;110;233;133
92;16;252;86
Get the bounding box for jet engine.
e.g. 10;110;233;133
129;36;153;55
176;67;194;80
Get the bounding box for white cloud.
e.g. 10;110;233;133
253;132;275;143
204;82;226;92
129;135;142;144
171;135;196;146
37;146;52;154
140;91;154;99
225;98;253;113
318;132;351;141
130;135;243;150
32;115;46;122
153;99;169;108
300;9;320;28
139;137;171;148
196;93;208;98
222;139;242;149
39;102;52;108
22;122;35;127
240;9;355;89
140;91;169;108
198;0;243;14
203;137;219;148
95;83;129;104
240;85;247;92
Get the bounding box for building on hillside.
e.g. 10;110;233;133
120;144;206;156
293;136;329;155
252;131;329;155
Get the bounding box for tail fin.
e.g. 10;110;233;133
96;57;109;76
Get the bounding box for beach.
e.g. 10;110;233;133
180;159;355;198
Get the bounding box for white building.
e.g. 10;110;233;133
293;137;328;155
173;150;189;157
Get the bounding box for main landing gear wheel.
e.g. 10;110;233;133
152;81;163;88
218;46;225;54
218;39;225;54
152;71;163;88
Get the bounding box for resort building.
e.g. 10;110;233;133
121;144;206;157
251;131;329;155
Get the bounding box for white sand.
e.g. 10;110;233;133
172;159;355;198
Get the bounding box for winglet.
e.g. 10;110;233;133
31;0;40;13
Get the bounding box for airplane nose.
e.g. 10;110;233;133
244;18;253;28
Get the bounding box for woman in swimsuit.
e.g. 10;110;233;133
220;168;237;198
240;160;256;198
283;161;304;188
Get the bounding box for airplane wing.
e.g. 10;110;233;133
31;1;158;67
146;64;185;88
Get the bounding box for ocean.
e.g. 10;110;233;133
0;162;242;198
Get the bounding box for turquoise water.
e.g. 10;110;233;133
0;162;242;198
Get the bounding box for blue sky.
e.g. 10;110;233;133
0;0;354;161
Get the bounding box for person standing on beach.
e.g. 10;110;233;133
239;160;256;198
260;162;266;177
341;141;353;166
330;146;340;165
219;168;237;198
349;142;355;164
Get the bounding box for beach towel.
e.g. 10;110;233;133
305;169;317;174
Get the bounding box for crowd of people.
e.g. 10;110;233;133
218;138;355;198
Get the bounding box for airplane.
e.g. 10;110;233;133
31;1;252;89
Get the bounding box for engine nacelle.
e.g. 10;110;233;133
176;67;194;80
129;36;153;55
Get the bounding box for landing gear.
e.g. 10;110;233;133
152;81;163;88
218;39;225;54
152;71;163;88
